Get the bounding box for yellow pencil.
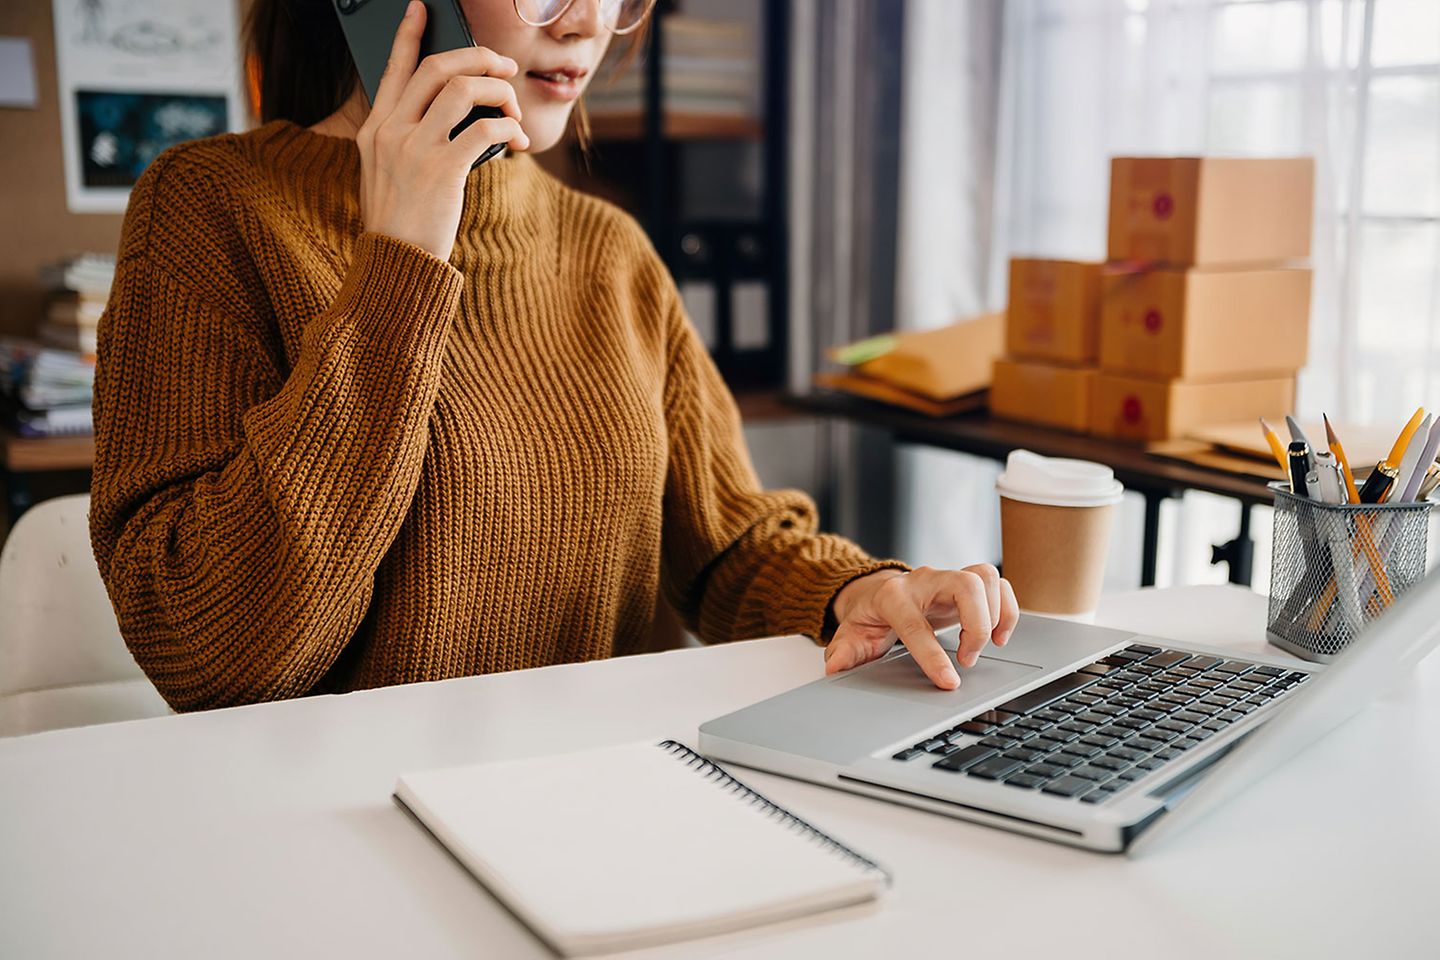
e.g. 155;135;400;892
1309;414;1395;632
1360;406;1425;503
1322;413;1360;504
1259;418;1289;473
1386;406;1426;466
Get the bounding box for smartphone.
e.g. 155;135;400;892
332;0;507;168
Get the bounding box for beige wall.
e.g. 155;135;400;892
0;0;259;339
0;0;125;338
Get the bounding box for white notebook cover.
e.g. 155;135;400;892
394;740;890;956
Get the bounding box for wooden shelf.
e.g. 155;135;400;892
734;389;808;423
587;111;764;142
1;430;94;472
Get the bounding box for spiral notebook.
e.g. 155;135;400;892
394;740;891;957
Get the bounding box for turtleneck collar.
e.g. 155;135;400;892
254;119;553;239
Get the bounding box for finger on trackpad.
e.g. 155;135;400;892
832;651;1042;706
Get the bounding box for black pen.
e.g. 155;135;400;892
1358;463;1398;504
1287;441;1312;497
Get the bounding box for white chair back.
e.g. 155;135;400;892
0;494;170;736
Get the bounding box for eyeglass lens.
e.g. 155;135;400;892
514;0;655;34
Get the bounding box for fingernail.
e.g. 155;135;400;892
943;668;961;688
823;644;834;661
404;1;418;18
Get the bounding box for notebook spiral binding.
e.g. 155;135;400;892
658;740;892;884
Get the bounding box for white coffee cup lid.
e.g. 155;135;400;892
995;449;1124;508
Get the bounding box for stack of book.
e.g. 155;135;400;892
587;15;758;126
0;339;96;438
39;253;115;358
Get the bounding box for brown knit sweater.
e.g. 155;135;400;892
89;120;901;712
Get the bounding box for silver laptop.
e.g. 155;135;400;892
699;571;1440;854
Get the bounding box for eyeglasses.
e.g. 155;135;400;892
514;0;657;35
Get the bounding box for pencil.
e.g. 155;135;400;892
1260;418;1289;473
1385;406;1425;467
1357;406;1422;504
1322;414;1360;504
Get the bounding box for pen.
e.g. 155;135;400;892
1359;406;1425;503
1313;451;1345;504
1288;441;1312;496
1322;413;1360;504
1325;523;1365;635
1260;418;1289;472
1350;412;1430;614
1285;439;1326;627
1358;464;1398;504
1309;444;1394;626
1389;413;1433;503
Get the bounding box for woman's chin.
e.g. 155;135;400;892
513;127;567;155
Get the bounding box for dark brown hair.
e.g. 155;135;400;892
245;0;651;149
246;0;359;128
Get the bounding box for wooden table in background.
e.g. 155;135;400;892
0;430;94;525
786;390;1276;587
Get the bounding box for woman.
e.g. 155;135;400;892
90;0;1018;712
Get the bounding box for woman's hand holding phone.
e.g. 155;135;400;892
359;1;530;263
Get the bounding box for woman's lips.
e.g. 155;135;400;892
526;71;584;102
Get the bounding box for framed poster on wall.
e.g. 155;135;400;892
51;0;244;213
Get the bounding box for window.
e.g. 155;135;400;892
996;0;1440;424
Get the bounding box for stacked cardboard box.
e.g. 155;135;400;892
991;258;1101;432
1093;157;1313;441
994;157;1315;442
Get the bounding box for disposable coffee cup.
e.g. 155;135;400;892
996;450;1124;620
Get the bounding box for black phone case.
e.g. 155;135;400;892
332;0;506;168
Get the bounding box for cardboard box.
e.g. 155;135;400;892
1006;259;1102;363
1108;157;1314;265
1099;266;1311;379
990;357;1097;433
851;312;1004;401
1091;372;1295;443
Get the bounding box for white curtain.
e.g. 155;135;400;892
989;0;1439;425
892;0;1010;573
896;0;1440;587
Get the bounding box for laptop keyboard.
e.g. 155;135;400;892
889;644;1310;806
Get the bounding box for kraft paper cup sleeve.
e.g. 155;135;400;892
996;450;1123;616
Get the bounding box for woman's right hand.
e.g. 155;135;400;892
358;0;530;263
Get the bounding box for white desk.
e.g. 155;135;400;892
2;585;1436;959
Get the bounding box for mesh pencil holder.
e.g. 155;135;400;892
1267;482;1434;662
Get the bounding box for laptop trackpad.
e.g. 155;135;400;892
832;651;1043;707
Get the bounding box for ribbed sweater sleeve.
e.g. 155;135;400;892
90;152;462;711
657;285;909;644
